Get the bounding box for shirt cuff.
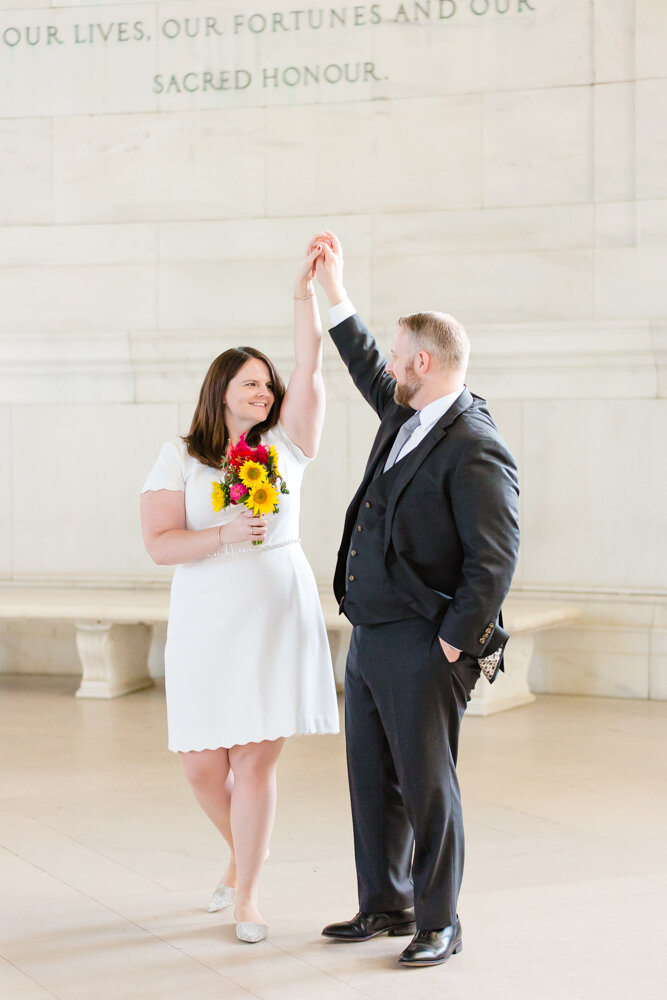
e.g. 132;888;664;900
328;298;356;327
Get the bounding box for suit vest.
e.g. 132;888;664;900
342;458;420;626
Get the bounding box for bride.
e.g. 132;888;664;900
140;240;339;943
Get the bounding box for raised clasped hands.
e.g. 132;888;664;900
295;238;325;297
303;230;345;306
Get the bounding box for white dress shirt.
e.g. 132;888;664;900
329;297;358;327
393;390;464;463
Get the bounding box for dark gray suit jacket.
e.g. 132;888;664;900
331;313;520;679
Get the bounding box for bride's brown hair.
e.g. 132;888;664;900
183;347;286;469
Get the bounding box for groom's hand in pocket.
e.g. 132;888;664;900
439;637;461;663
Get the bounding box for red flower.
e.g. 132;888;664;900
252;443;268;463
228;434;253;469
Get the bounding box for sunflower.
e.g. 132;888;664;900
211;481;228;512
244;481;279;516
239;460;268;489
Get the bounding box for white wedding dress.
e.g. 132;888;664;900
141;423;339;752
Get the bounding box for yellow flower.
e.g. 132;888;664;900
268;445;283;478
239;460;268;489
244;481;279;516
211;482;227;512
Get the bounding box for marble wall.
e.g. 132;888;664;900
0;0;665;698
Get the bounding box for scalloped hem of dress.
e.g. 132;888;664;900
168;724;340;754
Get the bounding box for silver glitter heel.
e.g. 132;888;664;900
236;921;268;943
207;883;236;913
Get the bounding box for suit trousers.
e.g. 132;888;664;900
344;617;479;930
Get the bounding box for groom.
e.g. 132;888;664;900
313;233;520;967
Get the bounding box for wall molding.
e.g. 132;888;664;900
1;320;665;404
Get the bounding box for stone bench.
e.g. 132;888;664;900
0;588;169;699
0;586;349;700
467;599;581;716
0;587;578;713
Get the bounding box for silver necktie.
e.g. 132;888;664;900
383;412;422;472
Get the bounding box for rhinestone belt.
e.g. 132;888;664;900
207;537;301;560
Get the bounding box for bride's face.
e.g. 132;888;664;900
223;358;275;429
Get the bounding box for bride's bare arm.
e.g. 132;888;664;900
279;241;326;458
140;490;267;565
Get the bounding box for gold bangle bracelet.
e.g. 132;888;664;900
293;290;315;300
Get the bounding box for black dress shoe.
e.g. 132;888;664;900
398;918;462;967
322;909;416;941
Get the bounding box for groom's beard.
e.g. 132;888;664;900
393;363;421;408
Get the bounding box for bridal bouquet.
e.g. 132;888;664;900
211;435;288;544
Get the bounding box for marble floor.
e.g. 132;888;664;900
0;675;666;1000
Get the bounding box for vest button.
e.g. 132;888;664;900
348;574;355;582
365;501;372;508
350;549;357;556
357;524;362;532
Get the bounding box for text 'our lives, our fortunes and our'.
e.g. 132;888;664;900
1;1;538;49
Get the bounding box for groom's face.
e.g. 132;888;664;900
387;326;421;407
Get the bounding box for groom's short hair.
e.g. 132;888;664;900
398;311;470;373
